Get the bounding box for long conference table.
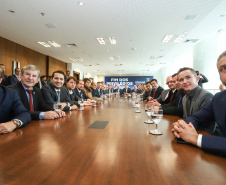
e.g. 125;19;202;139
0;97;226;185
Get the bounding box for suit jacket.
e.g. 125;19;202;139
114;88;123;95
162;89;185;117
41;84;72;111
74;88;90;100
143;90;152;101
156;89;178;105
0;85;31;126
182;86;213;118
62;87;80;106
93;88;103;97
8;74;19;85
122;88;132;94
9;82;54;120
184;90;226;155
151;86;164;99
0;75;7;86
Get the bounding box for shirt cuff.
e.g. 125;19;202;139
39;112;45;120
197;134;202;148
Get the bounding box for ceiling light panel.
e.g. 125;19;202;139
37;42;51;47
45;23;57;28
109;37;116;44
174;35;186;42
47;41;61;47
162;35;173;42
97;38;105;45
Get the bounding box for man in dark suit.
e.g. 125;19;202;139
161;74;184;117
143;82;152;101
9;65;65;120
74;80;90;100
42;70;78;111
0;64;7;86
150;79;164;99
0;68;31;134
172;51;226;155
114;84;123;95
93;82;103;97
131;84;137;93
152;76;178;105
122;84;132;94
8;68;21;85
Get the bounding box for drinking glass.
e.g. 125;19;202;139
93;99;97;107
149;109;163;135
53;102;62;111
144;104;154;123
135;96;141;113
78;99;84;111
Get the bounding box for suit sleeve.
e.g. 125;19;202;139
200;75;208;83
7;76;13;86
41;86;55;107
12;91;31;126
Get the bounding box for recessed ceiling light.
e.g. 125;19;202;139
47;41;61;47
174;35;186;43
117;56;121;60
9;10;15;13
78;2;84;6
162;35;173;42
37;42;51;47
77;58;84;61
184;15;197;20
109;37;116;44
150;56;156;59
69;58;77;62
109;57;114;60
97;38;105;45
45;23;57;28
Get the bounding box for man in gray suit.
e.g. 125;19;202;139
177;67;213;118
178;67;215;133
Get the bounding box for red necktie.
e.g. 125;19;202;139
153;90;156;98
26;90;34;112
170;92;175;102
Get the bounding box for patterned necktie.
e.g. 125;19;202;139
56;91;60;103
26;90;34;112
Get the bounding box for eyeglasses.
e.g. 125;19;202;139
166;81;175;85
219;66;226;73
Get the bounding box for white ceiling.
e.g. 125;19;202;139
0;0;226;75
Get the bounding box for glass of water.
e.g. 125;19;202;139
144;103;154;123
78;99;84;111
53;102;62;111
149;109;163;135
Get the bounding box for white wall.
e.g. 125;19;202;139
193;33;220;90
154;49;193;89
67;63;98;82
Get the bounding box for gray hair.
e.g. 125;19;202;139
21;65;40;78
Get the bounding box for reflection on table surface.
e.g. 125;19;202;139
0;98;226;185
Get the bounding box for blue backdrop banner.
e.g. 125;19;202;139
105;76;153;89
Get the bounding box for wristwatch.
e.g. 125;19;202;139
12;120;21;128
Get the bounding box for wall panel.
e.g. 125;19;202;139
0;36;66;78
